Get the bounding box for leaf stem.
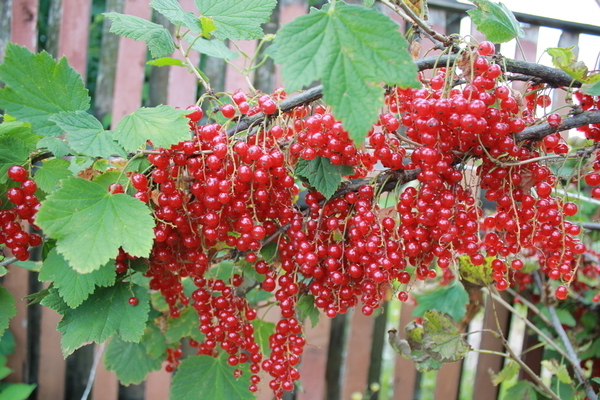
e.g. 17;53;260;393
0;257;17;267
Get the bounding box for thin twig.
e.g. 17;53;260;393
388;0;449;45
506;288;552;326
0;257;17;267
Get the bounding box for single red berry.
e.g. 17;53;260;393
185;105;203;122
221;104;236;119
478;41;495;56
8;165;28;182
128;297;139;306
555;286;568;300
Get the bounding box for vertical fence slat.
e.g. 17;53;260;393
92;348;120;400
297;316;332;400
393;303;418;400
10;0;37;50
341;310;376;400
434;361;463;400
144;369;172;400
57;0;92;77
110;0;152;125
37;307;66;400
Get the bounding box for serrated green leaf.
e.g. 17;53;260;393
144;323;168;359
273;2;419;143
35;176;155;273
458;255;494;286
33;158;71;193
57;282;150;356
0;287;16;338
195;0;276;40
149;0;201;34
104;13;175;59
39;287;70;314
0;330;15;356
39;248;116;308
0;43;90;137
37;136;73;158
413;281;469;321
541;359;573;385
295;157;353;199
170;354;254;400
421;310;471;363
404;321;443;371
0;137;33;184
11;261;41;272
490;360;519;385
503;380;538;400
146;57;186;67
113;105;190;152
164;307;203;343
188;38;239;60
296;294;320;328
582;81;600;96
467;0;525;43
547;47;600;84
251;319;275;355
0;122;39;150
23;288;51;306
51;111;126;158
104;334;163;385
0;383;37;400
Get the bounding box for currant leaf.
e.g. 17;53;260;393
149;0;202;34
113;105;190;152
273;2;419;143
0;286;16;338
56;282;150;356
421;310;471;363
295;157;353;200
35;176;155;273
33;158;72;193
170;354;254;400
104;13;175;59
467;0;525;43
195;0;277;40
412;281;469;321
0;136;34;184
39;248;116;308
0;43;90;137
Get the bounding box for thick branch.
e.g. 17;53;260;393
516;110;600;142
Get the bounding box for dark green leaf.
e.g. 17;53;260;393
149;0;202;34
0;383;37;400
295;157;352;199
503;380;538;400
0;287;16;338
0;43;90;137
57;282;150;356
33;158;71;193
413;281;469;321
273;2;419;143
104;333;163;385
0;330;15;356
467;0;525;43
104;13;175;58
164;307;204;343
296;294;320;328
170;354;254;400
37;136;73;158
0;136;34;184
251;319;275;355
39;248;116;308
195;0;277;40
35;176;155;273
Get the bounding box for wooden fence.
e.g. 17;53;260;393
1;0;599;399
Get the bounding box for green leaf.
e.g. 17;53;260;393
295;157;352;199
57;282;150;356
540;307;576;327
0;383;37;400
0;122;39;150
195;0;277;40
104;13;175;58
39;248;116;308
404;321;443;371
273;2;419;143
39;288;70;314
251;319;275;355
149;0;202;34
104;333;163;385
363;0;375;7
144;323;168;359
33;158;71;193
502;380;538;400
51;111;126;158
582;81;600;96
541;359;573;385
113;105;190;152
146;57;186;67
11;261;41;272
421;310;471;363
413;281;469;321
490;360;519;385
37;136;73;158
0;287;16;338
164;307;204;343
35;176;155;273
547;47;600;84
0;136;33;184
296;294;320;328
0;330;15;356
458;255;494;286
199;16;217;38
0;43;90;137
188;38;239;60
170;354;254;400
467;0;525;43
592;377;600;385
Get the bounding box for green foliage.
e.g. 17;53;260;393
547;47;600;85
39;248;116;308
296;294;320;328
458;255;494;286
164;307;204;343
195;0;277;40
51;111;126;158
490;360;519;385
33;158;72;193
146;57;186;67
54;282;150;356
251;319;275;355
149;0;202;34
104;327;166;385
35;176;155;273
0;288;16;339
104;13;175;58
467;0;525;43
502;380;538;400
0;43;90;137
113;105;190;153
188;38;239;60
413;281;469;321
0;383;37;400
295;157;353;199
273;1;419;143
0;331;36;400
0;137;35;185
170;355;254;400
